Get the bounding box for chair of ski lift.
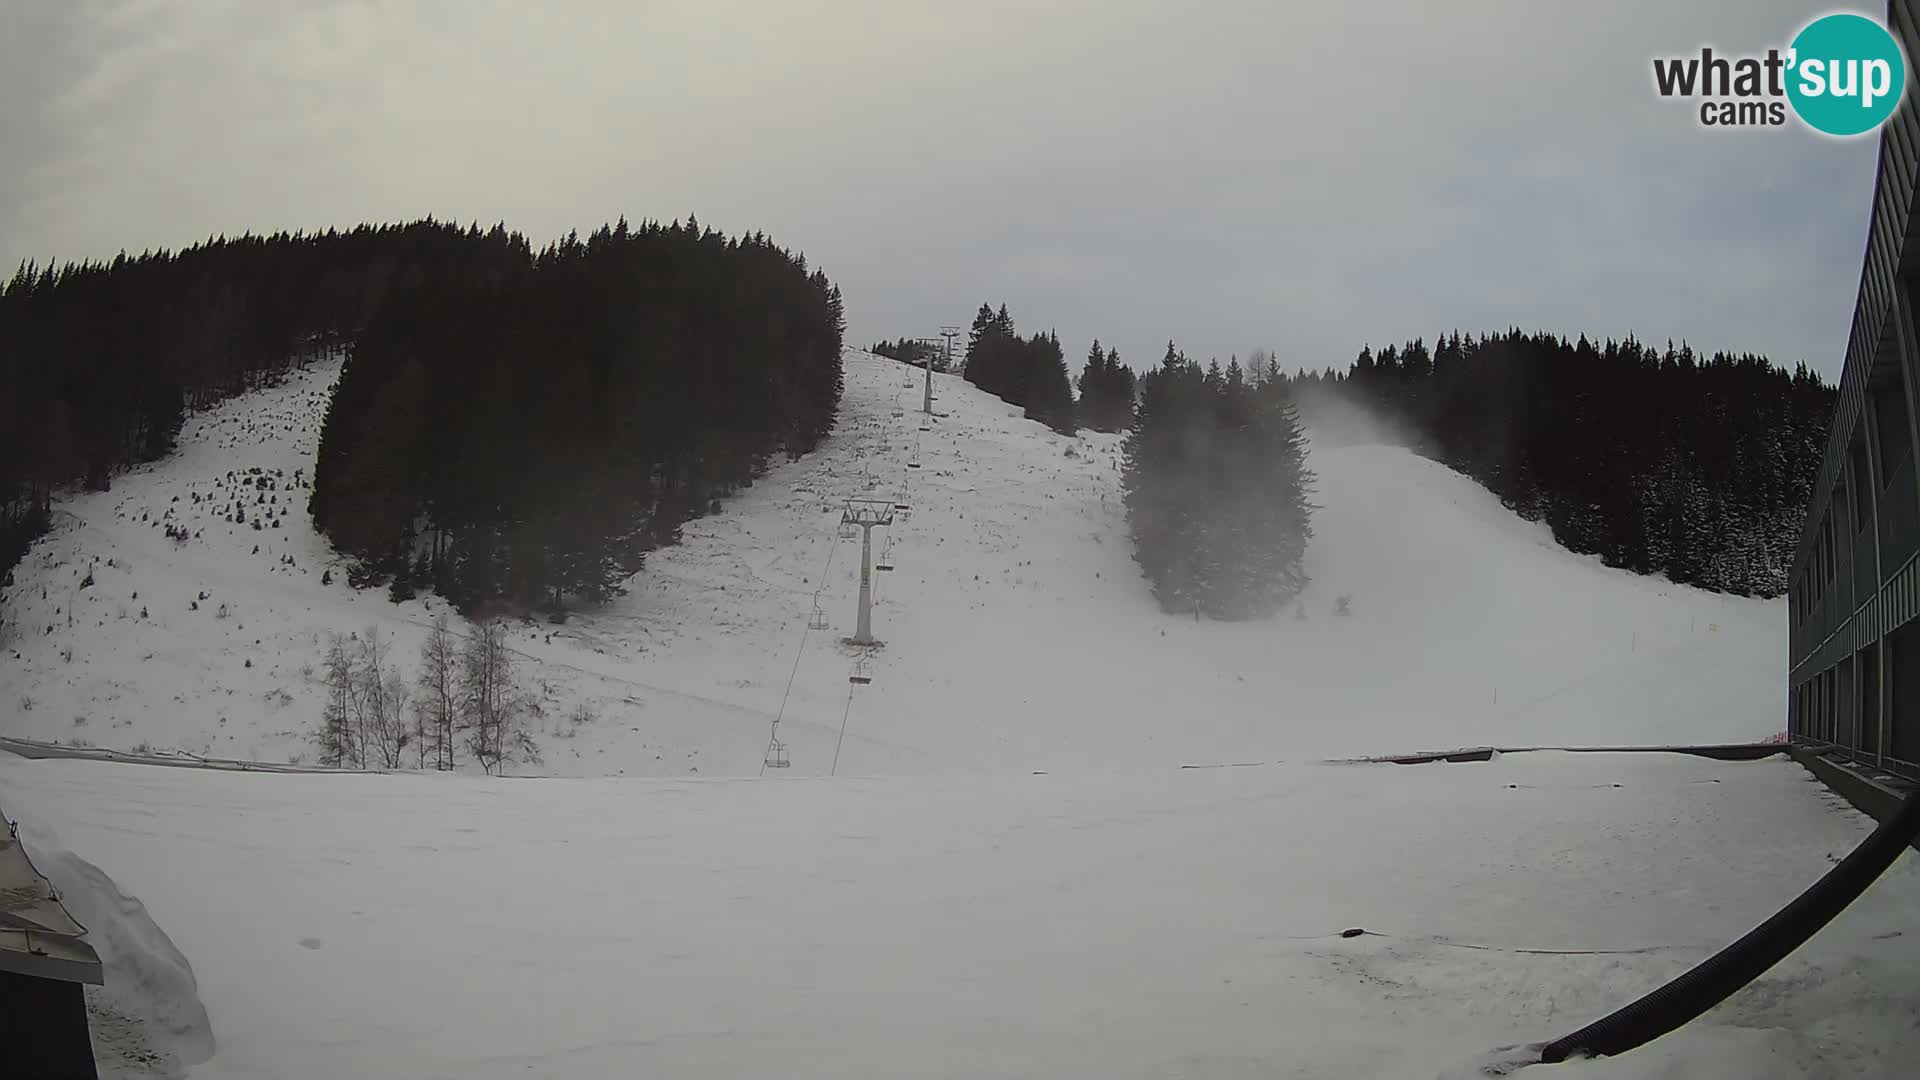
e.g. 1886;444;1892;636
837;519;858;539
807;601;829;631
764;740;790;769
849;658;872;685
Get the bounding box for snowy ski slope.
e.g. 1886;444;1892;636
3;347;1912;1080
0;349;1783;775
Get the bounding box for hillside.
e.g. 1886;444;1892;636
0;350;1783;776
1;347;1895;1080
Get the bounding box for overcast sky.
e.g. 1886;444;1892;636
0;1;1885;379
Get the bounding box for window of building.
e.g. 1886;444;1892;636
1851;434;1873;533
1872;363;1912;489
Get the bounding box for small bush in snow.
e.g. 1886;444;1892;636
1334;594;1352;616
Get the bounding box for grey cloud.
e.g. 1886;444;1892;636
0;0;1886;377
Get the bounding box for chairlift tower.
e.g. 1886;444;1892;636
841;498;896;645
938;325;960;412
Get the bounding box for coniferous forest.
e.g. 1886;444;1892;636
871;337;952;372
0;221;496;584
1123;345;1315;619
960;303;1077;435
1280;331;1833;598
311;219;845;614
0;218;845;615
1076;339;1138;433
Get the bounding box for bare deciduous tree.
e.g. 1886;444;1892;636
316;632;362;767
416;615;460;771
462;619;524;775
315;625;415;769
360;626;411;769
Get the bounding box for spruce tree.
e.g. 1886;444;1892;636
1024;330;1077;434
1078;339;1108;427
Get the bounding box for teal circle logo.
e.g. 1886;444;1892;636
1787;13;1907;136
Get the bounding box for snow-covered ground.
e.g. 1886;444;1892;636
2;749;1914;1079
0;350;1782;776
6;345;1886;1079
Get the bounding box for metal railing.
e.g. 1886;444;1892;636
1791;734;1920;786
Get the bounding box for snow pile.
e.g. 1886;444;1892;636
3;750;1915;1079
1;350;1783;776
9;803;214;1078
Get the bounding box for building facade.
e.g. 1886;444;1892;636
1787;0;1920;780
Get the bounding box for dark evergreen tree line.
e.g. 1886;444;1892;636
0;220;510;586
310;218;845;615
1123;344;1314;619
960;302;1076;434
871;337;951;372
1076;339;1138;433
1281;330;1833;597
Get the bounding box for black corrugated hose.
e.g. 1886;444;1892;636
1537;785;1920;1065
